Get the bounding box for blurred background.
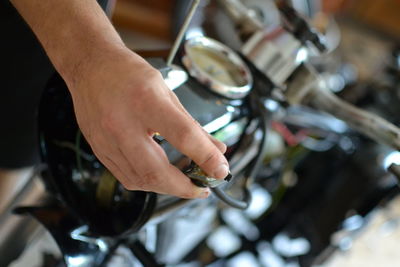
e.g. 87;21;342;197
113;2;400;265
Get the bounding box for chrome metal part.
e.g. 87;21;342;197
284;64;400;150
276;0;327;53
241;0;281;27
217;0;265;32
167;0;201;66
242;27;305;87
183;36;253;99
243;20;400;151
163;65;189;91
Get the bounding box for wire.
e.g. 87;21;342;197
211;94;271;210
211;186;250;210
244;94;270;185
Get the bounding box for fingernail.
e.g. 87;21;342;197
214;164;229;179
199;189;210;199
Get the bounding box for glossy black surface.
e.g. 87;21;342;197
15;201;115;267
39;73;157;237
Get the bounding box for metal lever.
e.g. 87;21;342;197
276;0;326;52
166;0;201;66
285;64;400;150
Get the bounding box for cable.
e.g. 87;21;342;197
211;94;271;210
211;186;250;210
244;100;269;185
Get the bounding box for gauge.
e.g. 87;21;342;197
182;36;253;99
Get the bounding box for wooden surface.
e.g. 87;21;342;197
112;0;174;41
345;0;400;39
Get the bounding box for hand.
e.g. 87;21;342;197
66;47;229;199
10;0;228;198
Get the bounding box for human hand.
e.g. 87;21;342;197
66;47;229;199
10;0;228;199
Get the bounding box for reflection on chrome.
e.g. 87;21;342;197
164;66;189;91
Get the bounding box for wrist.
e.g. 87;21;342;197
63;44;158;94
60;41;126;88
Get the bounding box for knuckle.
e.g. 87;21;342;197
219;143;227;153
147;68;163;81
199;151;219;167
131;85;161;112
100;115;114;131
216;139;227;150
176;123;197;146
137;171;161;189
120;180;138;191
119;173;144;191
100;114;122;135
179;190;198;199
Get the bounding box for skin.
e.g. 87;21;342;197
11;0;230;199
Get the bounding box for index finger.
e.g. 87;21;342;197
118;135;210;198
152;105;230;179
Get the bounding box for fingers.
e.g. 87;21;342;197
87;107;213;198
167;90;227;154
152;104;230;179
93;132;210;199
159;164;211;199
117;133;211;199
89;136;139;190
204;129;227;154
99;153;134;188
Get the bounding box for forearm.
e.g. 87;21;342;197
10;0;136;86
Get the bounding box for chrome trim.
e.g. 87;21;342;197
183;36;253;99
164;65;189;91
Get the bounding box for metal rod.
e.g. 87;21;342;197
166;0;201;66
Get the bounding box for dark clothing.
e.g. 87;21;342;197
0;0;109;168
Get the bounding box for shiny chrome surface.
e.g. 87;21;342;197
183;36;253;99
217;0;265;32
163;65;189;91
242;27;305;87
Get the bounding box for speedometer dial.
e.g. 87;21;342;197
182;36;253;99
